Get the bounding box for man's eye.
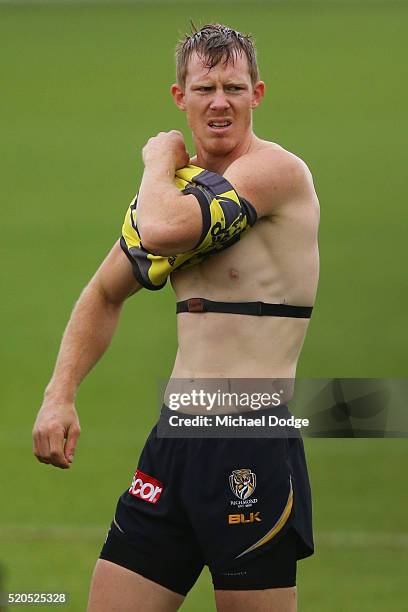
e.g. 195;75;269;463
197;86;212;92
226;86;243;92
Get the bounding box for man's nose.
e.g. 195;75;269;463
209;90;230;111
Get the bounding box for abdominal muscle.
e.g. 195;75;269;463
172;312;309;379
167;301;309;415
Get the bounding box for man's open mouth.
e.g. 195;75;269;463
208;120;232;129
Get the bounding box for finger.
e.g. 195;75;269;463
33;431;51;464
49;430;70;469
64;425;81;464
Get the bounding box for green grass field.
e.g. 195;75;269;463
1;1;407;610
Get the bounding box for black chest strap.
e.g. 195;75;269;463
176;298;313;318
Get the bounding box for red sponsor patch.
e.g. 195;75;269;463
128;469;163;504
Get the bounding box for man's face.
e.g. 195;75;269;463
171;52;264;157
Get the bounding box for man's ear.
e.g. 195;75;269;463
251;81;265;109
171;83;186;111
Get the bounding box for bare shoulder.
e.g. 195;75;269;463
261;141;315;187
224;140;318;217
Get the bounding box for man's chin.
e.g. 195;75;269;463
204;136;236;156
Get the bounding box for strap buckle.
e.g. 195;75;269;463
187;298;205;313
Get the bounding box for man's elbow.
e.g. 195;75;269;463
139;222;199;256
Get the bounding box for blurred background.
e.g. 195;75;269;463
1;1;407;610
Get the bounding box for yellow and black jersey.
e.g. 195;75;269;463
120;165;257;290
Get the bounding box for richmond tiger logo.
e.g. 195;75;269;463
229;469;256;500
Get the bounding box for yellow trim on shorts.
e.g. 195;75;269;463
235;477;293;559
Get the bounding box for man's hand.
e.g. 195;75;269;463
32;400;81;469
31;242;140;470
142;130;189;171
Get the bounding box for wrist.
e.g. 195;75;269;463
44;382;76;405
143;157;175;177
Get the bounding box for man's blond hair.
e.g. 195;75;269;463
175;23;260;88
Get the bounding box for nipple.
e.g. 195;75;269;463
229;268;239;280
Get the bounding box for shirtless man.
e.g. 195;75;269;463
33;24;319;612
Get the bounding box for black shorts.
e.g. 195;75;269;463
100;411;313;596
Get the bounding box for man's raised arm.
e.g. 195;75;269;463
136;133;319;260
136;130;203;255
32;241;141;469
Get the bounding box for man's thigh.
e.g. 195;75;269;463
215;586;297;612
87;560;184;612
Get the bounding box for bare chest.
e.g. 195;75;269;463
171;211;318;306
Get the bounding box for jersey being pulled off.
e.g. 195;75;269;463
120;164;257;290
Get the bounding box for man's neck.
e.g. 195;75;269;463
193;132;259;175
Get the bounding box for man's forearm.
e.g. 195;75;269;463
136;164;201;254
137;164;180;226
136;131;204;254
137;129;191;234
45;282;123;403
